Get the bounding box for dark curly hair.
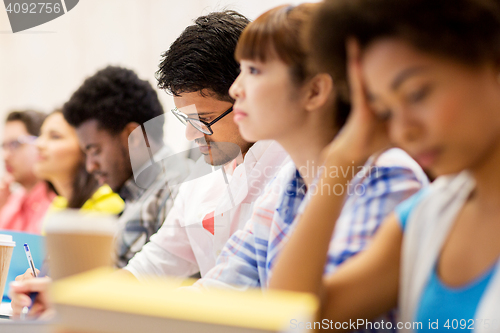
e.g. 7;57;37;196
63;66;164;141
156;10;250;102
309;0;500;104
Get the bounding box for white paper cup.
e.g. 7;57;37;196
44;210;117;281
0;234;16;300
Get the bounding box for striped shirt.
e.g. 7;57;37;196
195;148;429;290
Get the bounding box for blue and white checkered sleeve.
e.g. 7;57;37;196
326;163;427;272
196;222;262;290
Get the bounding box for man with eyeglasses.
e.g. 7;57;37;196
0;110;55;233
121;11;289;280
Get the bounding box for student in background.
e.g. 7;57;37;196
62;66;190;267
195;4;427;312
34;111;124;215
0;110;55;234
270;0;500;329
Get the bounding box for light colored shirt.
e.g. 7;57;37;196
195;148;429;290
124;140;290;280
0;182;55;234
395;188;497;332
398;172;500;333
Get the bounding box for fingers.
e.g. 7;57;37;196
4;173;14;184
0;174;14;188
15;268;39;281
10;277;51;294
346;38;370;116
9;278;52;318
10;293;33;316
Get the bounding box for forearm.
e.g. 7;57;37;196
269;156;354;294
125;240;199;281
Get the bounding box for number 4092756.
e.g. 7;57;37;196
6;2;61;14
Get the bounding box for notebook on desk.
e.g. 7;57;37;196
0;301;12;319
51;268;318;333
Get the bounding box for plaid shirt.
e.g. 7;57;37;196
195;148;429;290
115;145;190;267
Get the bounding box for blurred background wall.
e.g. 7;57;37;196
0;0;317;176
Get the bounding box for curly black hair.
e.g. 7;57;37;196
309;0;500;104
63;66;164;141
156;10;250;102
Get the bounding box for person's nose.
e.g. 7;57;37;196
185;122;205;141
390;110;423;145
229;73;244;101
34;137;45;153
2;148;12;162
85;155;100;174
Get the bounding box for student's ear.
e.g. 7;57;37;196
120;122;141;148
304;73;334;112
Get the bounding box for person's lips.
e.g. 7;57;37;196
197;145;211;154
233;108;248;123
5;164;13;173
414;149;441;169
95;174;107;185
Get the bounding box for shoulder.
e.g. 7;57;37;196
250;161;298;215
373;148;428;181
50;196;68;211
263;160;298;192
82;185;125;214
397;171;473;232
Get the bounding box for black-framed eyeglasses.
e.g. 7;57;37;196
171;106;233;135
1;135;37;152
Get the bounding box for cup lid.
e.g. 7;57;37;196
44;210;117;235
0;234;16;247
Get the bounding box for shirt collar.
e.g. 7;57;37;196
119;145;172;201
119;177;144;202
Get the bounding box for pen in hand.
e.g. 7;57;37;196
20;243;41;320
24;243;37;278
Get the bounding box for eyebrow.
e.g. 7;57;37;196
185;112;215;117
84;143;99;150
391;66;430;91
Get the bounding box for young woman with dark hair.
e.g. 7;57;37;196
270;0;500;330
34;111;124;214
196;6;427;320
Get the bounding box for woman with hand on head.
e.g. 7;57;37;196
270;0;500;330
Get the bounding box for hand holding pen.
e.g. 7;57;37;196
8;243;53;320
9;276;53;320
20;243;39;319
